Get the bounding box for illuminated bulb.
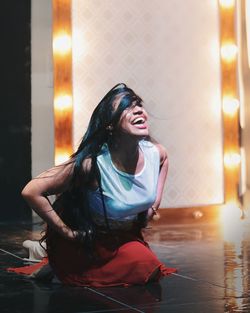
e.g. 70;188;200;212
53;33;72;55
220;202;243;243
55;152;71;166
224;152;241;167
222;97;239;115
219;0;235;8
221;44;238;62
221;202;241;221
54;95;72;111
192;210;203;219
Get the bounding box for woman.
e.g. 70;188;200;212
15;83;176;287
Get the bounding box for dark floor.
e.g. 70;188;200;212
1;216;250;313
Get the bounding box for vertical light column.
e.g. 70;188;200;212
53;0;73;165
219;0;241;213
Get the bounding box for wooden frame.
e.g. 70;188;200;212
53;0;73;165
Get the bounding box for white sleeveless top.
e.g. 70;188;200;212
86;140;160;224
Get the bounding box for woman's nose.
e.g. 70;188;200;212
133;105;143;114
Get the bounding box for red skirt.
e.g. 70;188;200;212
8;228;177;287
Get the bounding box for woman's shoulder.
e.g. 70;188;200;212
139;139;155;149
81;144;109;175
155;143;168;165
140;140;167;165
81;158;92;174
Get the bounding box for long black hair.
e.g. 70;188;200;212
42;84;147;251
71;83;143;182
50;84;143;223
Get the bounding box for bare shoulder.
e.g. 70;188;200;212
37;160;74;180
81;157;98;188
22;161;75;197
81;157;93;176
154;143;168;166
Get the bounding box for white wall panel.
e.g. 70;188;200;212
31;0;54;177
72;0;223;208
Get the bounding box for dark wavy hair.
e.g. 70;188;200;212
71;83;143;181
42;84;148;253
46;83;144;228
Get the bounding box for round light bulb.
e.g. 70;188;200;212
224;152;241;167
53;33;72;55
55;151;71;166
222;97;239;115
221;44;238;62
54;95;72;111
219;0;235;8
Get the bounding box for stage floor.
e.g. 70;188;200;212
1;217;250;313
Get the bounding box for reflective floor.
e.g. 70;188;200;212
1;215;250;313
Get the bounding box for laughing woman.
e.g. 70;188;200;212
13;83;176;287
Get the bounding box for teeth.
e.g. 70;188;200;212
132;117;145;125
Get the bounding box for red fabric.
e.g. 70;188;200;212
7;228;177;287
7;258;48;275
47;227;176;287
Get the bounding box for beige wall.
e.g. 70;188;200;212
31;0;54;178
72;0;224;208
31;0;225;209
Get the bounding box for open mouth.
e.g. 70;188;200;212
131;117;147;129
132;117;145;125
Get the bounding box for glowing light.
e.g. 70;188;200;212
192;210;203;219
55;151;71;166
53;33;72;55
224;152;241;167
54;95;72;111
220;203;244;243
219;0;235;8
221;43;238;62
223;97;240;115
221;202;241;222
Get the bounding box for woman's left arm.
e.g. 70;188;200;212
148;144;168;219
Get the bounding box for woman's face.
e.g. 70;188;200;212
115;101;149;138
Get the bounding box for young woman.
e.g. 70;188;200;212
13;83;176;287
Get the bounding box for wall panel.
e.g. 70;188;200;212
72;0;223;208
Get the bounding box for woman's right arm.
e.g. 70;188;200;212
21;162;77;240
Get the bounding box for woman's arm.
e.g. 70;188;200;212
154;144;168;208
148;144;168;219
21;160;90;240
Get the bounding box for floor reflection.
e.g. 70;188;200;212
223;219;250;313
28;280;162;313
1;217;250;313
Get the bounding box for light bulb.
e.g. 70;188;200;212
54;95;72;111
55;151;71;166
53;33;72;55
223;97;239;115
221;44;238;62
219;0;235;8
224;152;241;167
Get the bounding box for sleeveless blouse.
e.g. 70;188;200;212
87;140;160;225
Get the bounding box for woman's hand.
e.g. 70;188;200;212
147;207;155;220
147;206;160;221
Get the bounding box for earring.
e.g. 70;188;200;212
106;125;113;136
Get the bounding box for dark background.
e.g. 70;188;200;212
0;1;31;221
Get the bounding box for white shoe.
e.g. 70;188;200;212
23;240;47;261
